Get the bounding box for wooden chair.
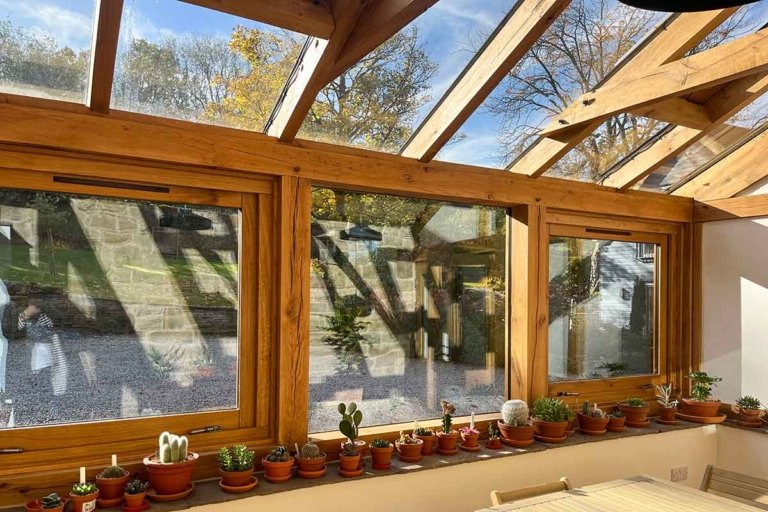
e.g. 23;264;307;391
490;477;572;506
700;465;768;510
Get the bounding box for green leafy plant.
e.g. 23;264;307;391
371;438;391;448
440;399;455;433
338;402;363;443
531;397;569;422
624;397;646;407
687;371;722;402
322;297;369;373
218;444;255;472
580;401;605;418
124;480;147;495
157;431;189;463
265;446;291;462
736;396;762;410
656;383;678;408
41;493;63;509
70;483;97;496
97;466;126;479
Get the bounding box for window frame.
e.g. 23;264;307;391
0;168;276;472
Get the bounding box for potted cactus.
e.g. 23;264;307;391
497;399;534;447
486;422;502;449
338;402;366;455
123;480;147;510
607;410;626;432
436;399;460;455
262;446;293;483
95;463;129;505
735;396;763;427
679;371;723;420
143;431;199;498
25;493;66;512
295;441;327;479
412;422;435;455
618;398;650;427
338;441;363;478
370;438;395;469
531;397;569;442
395;430;423;463
656;384;679;424
218;444;256;492
577;401;609;435
459;412;480;451
69;483;98;512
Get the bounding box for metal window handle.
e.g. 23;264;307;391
188;425;221;435
641;384;654;390
557;392;581;397
0;448;23;454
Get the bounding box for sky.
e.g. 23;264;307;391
2;0;768;170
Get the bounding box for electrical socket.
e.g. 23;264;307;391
671;466;688;482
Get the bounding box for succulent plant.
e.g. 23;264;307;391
41;493;63;509
157;431;189;463
70;482;97;496
656;383;678;408
487;421;500;439
531;397;569;422
97;466;126;479
371;438;391;448
624;397;646;407
501;399;529;426
610;410;624;418
341;441;358;456
338;402;363;443
440;399;455;434
580;401;605;418
124;480;147;495
265;446;291;463
736;395;762;410
412;421;433;436
218;444;254;472
298;442;323;460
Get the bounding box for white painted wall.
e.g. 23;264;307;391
196;427;718;512
701;217;768;403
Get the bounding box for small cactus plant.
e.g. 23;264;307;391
338;402;363;443
41;493;63;509
440;399;455;434
501;399;529;426
580;401;605;418
218;444;254;472
97;466;126;479
70;482;97;496
341;441;358;456
487;421;500;440
265;446;291;463
298;441;323;460
125;480;147;495
157;431;189;463
625;397;646;407
371;438;391;448
413;421;433;436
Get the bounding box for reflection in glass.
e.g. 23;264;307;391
309;188;506;432
0;189;239;428
548;236;657;382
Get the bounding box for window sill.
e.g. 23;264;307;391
5;419;708;512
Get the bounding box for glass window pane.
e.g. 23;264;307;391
0;189;239;428
309;188;506;432
548;236;657;382
112;0;305;130
0;0;94;103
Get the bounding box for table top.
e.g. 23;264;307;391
477;475;761;511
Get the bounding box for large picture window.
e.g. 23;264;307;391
309;188;507;432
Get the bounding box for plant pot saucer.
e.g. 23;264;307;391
579;428;606;436
338;467;364;478
534;434;567;444
486;441;503;450
502;438;534;448
738;420;763;428
626;420;651;428
218;476;258;494
263;473;292;484
437;448;459;456
122;500;149;512
675;412;726;424
146;482;194;502
371;462;392;470
459;443;482;452
97;496;124;508
656;418;678;425
298;466;327;479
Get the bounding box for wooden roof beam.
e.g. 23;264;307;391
673;128;768;201
694;194;768;222
540;28;768;138
180;0;335;39
400;0;570;162
508;9;735;178
87;0;124;113
266;0;438;142
633;98;713;130
603;72;768;190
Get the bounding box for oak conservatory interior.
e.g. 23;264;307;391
1;0;768;511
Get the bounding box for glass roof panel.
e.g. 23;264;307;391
434;0;666;171
112;0;306;130
0;0;95;103
296;0;518;153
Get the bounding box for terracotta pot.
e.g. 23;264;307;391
123;494;145;509
680;398;720;418
219;468;253;487
370;444;394;469
143;452;199;496
487;438;503;449
261;457;294;483
25;499;67;512
69;491;99;512
607;416;626;432
436;431;460;454
739;408;762;426
338;452;362;472
95;471;130;500
577;412;609;434
658;406;678;422
296;453;327;473
618;404;650;427
565;418;576;436
497;421;535;446
460;430;479;448
395;439;423;463
414;434;435;455
534;420;568;438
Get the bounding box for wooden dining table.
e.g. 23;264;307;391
476;475;762;511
